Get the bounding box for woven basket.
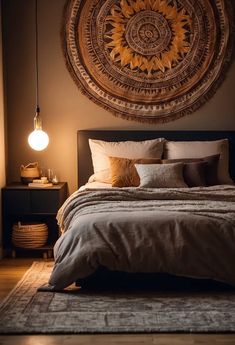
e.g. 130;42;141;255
12;222;48;249
20;162;40;184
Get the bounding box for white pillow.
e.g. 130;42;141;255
164;139;233;185
89;138;165;183
135;163;188;188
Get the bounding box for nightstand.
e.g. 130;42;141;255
2;182;68;258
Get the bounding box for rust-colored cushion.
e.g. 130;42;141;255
109;157;161;187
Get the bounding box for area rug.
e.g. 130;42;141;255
62;0;235;123
0;262;235;334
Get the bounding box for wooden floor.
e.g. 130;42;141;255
0;259;235;345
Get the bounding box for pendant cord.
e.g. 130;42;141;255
35;0;40;113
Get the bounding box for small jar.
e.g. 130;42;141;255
52;175;59;185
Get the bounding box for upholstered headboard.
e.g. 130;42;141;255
77;130;235;187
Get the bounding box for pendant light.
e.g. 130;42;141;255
28;0;49;151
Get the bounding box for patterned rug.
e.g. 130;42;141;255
0;262;235;334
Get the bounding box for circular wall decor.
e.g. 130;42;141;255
62;0;235;123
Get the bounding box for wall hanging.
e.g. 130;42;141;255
62;0;235;123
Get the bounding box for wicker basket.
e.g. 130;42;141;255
12;222;48;249
20;162;40;184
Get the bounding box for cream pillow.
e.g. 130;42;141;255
164;139;233;184
89;138;165;183
135;163;188;188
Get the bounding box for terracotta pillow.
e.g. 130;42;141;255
109;157;161;187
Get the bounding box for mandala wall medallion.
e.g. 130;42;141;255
62;0;235;123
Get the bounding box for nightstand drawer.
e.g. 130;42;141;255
3;190;30;214
31;190;60;213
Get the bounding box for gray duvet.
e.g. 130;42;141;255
46;186;235;290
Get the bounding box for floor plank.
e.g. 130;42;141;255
0;258;36;301
0;259;235;345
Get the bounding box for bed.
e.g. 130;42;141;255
41;130;235;291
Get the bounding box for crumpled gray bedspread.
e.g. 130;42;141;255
42;186;235;290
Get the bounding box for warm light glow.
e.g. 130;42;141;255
28;129;49;151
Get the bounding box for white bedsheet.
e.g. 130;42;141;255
79;181;112;190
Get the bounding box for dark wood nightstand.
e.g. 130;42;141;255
2;182;68;258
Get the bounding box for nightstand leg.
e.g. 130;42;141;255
11;249;16;259
43;252;48;260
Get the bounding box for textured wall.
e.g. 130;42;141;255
0;3;6;257
3;0;235;193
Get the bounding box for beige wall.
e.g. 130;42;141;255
0;2;6;258
3;0;235;193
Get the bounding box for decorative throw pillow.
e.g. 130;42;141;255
162;159;206;187
203;154;220;186
135;163;188;188
162;154;220;186
183;162;207;187
89;138;165;183
164;139;233;184
109;157;161;187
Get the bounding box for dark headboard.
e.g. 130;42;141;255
77;130;235;187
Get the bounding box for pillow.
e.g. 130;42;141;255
164;139;233;184
89;138;165;183
203;154;220;186
162;155;220;187
162;155;220;186
135;163;188;188
109;157;161;187
183;162;207;187
162;159;206;187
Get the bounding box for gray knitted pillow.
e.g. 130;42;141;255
135;163;188;188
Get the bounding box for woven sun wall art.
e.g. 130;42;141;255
62;0;235;124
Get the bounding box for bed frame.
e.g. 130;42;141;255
78;130;235;187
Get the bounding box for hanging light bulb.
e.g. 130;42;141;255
28;107;49;151
28;0;49;151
